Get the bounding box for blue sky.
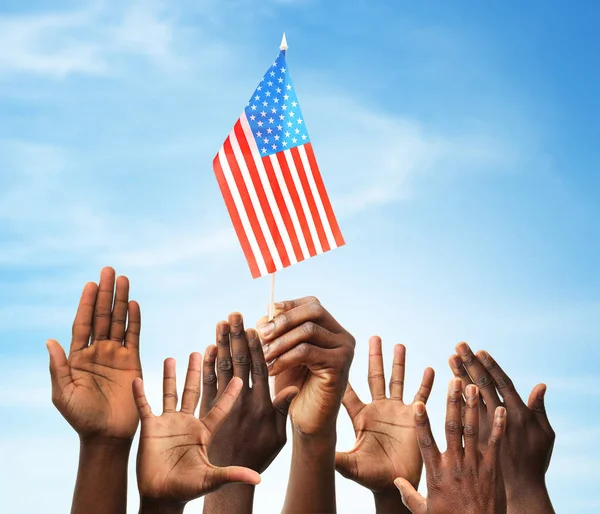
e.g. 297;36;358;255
0;0;598;512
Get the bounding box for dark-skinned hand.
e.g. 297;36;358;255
395;381;507;514
200;313;299;472
134;354;261;508
336;337;435;493
449;343;555;513
257;296;356;437
47;266;142;441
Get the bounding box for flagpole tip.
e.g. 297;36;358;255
280;33;288;51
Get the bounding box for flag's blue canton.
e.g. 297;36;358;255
244;51;310;157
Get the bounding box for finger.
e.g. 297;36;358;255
445;377;464;454
413;402;440;467
180;352;202;414
202;376;243;435
413;367;435;404
262;321;338;363
162;358;178;413
257;298;341;342
109;275;129;343
341;382;366;419
205;465;261;493
455;343;500;409
477;350;526;410
267;341;324;376
124;301;141;350
70;282;98;352
273;385;300;438
47;339;72;395
247;328;269;399
200;345;218;416
132;377;154;420
394;477;428;514
528;383;553;432
464;384;480;460
485;406;507;467
215;321;233;394
368;336;386;400
92;266;116;342
335;451;358;480
389;343;406;400
448;354;474;386
228;313;251;387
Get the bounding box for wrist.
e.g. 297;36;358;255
374;488;407;514
292;425;337;453
139;496;186;514
506;478;554;513
80;434;133;452
203;484;255;514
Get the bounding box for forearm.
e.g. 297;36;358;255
506;480;555;514
71;437;132;514
203;484;255;514
283;430;337;514
374;489;410;514
139;497;186;514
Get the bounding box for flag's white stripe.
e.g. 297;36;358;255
268;154;310;260
218;146;268;276
229;127;283;271
298;145;337;250
284;149;323;255
239;114;297;266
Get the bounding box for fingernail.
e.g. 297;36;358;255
261;343;269;355
415;403;425;416
258;323;274;338
274;302;285;310
394;480;406;503
466;384;477;399
457;342;469;356
452;377;462;392
496;406;506;419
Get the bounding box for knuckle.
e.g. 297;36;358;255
276;311;291;329
301;321;317;338
203;373;217;385
475;373;494;389
305;296;320;305
495;375;514;391
463;424;477;437
183;387;199;396
308;300;325;317
252;362;268;376
445;420;463;434
447;395;462;406
217;358;232;371
232;353;251;366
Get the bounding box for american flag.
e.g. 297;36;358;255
213;38;345;279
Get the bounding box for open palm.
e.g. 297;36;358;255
134;354;261;503
336;338;435;492
47;267;142;440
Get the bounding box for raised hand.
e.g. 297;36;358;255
201;314;298;471
258;297;356;437
46;267;141;514
135;353;261;511
449;343;555;513
257;297;356;513
201;314;298;514
395;381;507;514
335;337;434;513
47;266;142;441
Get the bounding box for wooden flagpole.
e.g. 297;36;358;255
267;272;276;398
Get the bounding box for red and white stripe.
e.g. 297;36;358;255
214;112;345;278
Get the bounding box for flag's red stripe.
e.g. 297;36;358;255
223;137;275;273
290;146;330;253
234;121;290;269
276;151;316;257
304;143;345;247
213;154;261;278
262;156;304;263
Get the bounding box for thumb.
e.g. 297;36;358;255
273;386;299;437
46;339;72;399
335;451;357;479
528;383;553;431
394;477;427;514
205;465;261;494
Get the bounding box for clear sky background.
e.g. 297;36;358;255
0;1;598;512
